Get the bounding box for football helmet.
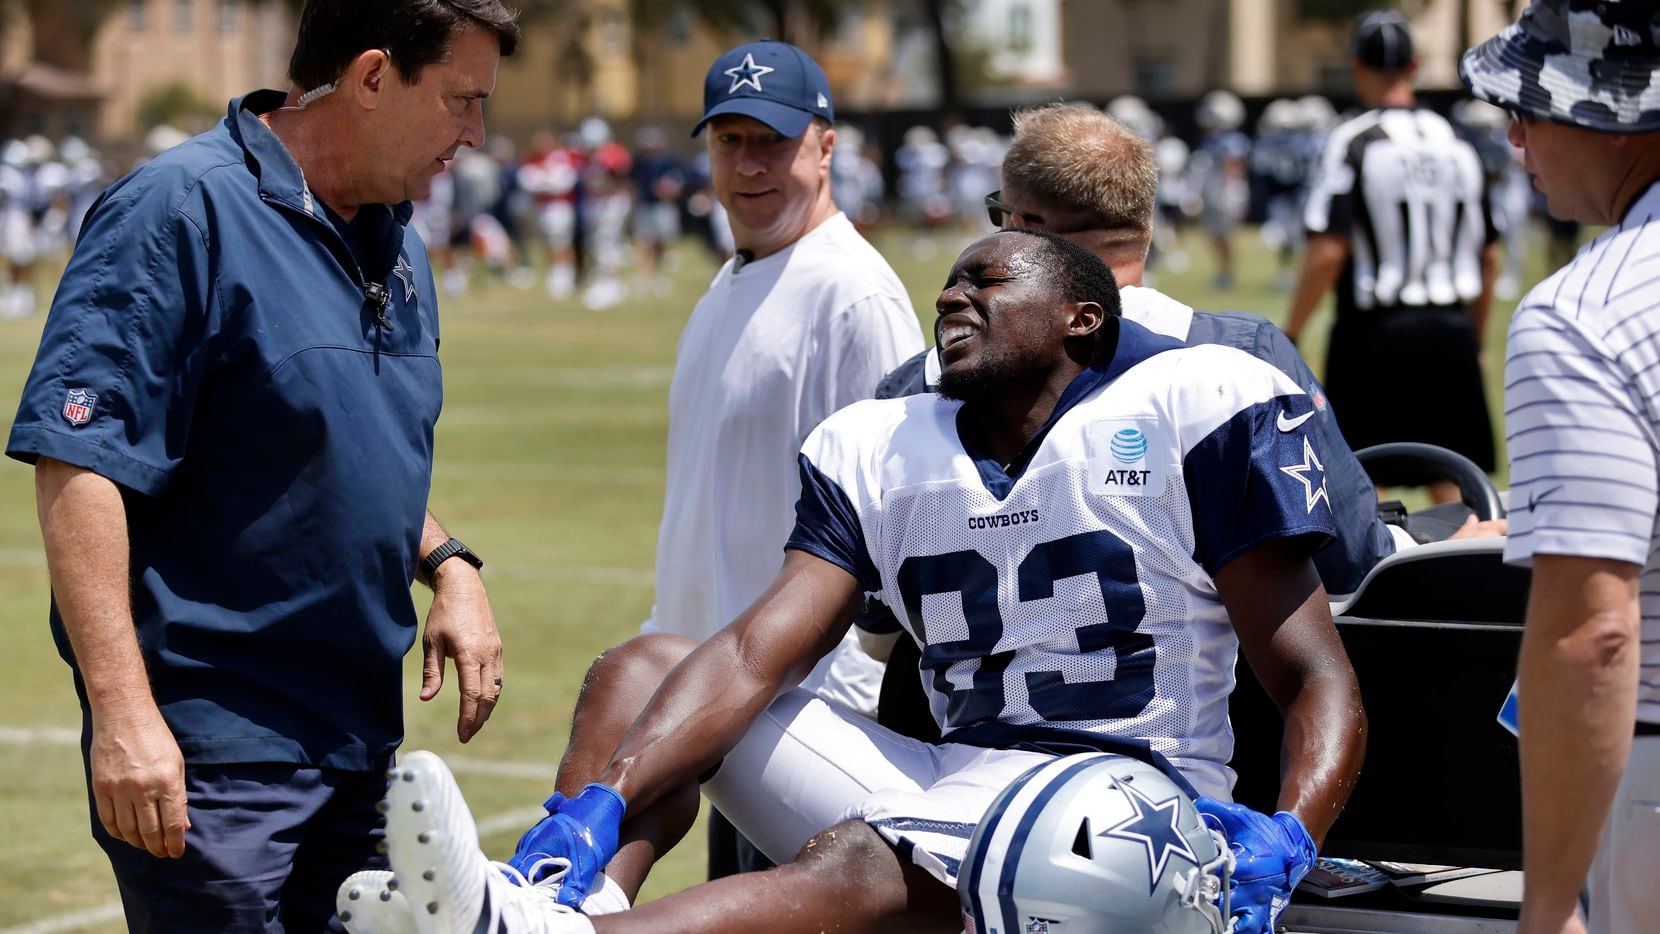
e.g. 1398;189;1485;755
1197;90;1245;132
959;753;1233;934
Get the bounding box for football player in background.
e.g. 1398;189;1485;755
338;228;1365;934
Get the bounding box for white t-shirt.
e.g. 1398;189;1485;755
644;212;925;714
1503;180;1660;727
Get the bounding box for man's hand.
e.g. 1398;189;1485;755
1195;797;1317;934
89;701;189;858
1449;514;1508;540
420;563;503;742
506;783;626;908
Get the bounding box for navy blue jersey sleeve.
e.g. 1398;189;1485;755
1183;393;1338;577
1247;321;1396;593
874;348;930;401
6;186;215;496
853;599;903;635
786;452;881;592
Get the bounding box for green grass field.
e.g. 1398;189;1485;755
0;224;1545;931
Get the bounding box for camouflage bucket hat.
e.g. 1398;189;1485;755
1459;0;1660;133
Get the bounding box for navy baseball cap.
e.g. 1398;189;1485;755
1353;10;1415;71
692;39;835;139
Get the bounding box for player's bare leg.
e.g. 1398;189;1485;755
379;752;961;934
551;632;700;898
587;820;960;934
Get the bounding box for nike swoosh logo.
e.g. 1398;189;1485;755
1277;411;1314;433
1527;484;1563;513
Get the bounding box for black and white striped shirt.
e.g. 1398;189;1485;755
1304;107;1494;317
1504;181;1660;727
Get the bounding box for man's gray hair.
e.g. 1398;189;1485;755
1003;103;1158;238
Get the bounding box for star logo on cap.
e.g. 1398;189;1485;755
724;53;774;94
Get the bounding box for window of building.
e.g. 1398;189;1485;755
1008;2;1032;53
1317;62;1353;98
219;0;239;33
128;0;148;31
666;8;689;46
601;9;626;51
1133;58;1177;97
176;0;193;32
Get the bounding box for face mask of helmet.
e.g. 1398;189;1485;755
959;753;1233;934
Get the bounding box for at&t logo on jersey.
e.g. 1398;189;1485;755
1110;428;1148;464
1088;420;1166;497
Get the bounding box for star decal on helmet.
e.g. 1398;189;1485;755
724;53;774;94
1100;775;1201;894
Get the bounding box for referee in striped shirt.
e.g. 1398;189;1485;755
1463;3;1660;933
1288;10;1499;505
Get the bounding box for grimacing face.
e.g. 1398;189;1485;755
705;113;832;255
934;233;1080;404
374;25;499;204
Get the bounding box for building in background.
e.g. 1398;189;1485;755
92;0;292;141
0;0;1538;149
1065;0;1528;101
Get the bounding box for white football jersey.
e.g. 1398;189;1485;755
788;320;1336;793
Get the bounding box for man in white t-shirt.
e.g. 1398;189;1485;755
642;38;924;874
1462;4;1660;932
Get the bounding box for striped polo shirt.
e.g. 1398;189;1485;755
1504;180;1660;727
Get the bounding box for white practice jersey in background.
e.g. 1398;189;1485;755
788;320;1336;793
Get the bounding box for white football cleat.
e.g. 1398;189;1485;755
386;751;594;934
337;869;417;934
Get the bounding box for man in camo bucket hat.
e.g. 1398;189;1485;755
1462;5;1660;934
1461;0;1660;131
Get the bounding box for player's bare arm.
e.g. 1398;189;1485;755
600;549;861;810
417;510;503;742
34;456;189;859
1516;555;1640;933
1215;538;1365;844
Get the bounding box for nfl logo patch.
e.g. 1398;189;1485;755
62;388;96;427
1025;919;1051;934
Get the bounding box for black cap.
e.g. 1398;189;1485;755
1353;10;1415;71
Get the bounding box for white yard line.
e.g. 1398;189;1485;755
0;551;653;589
0;727;564;783
0;549;44;568
0;803;551;933
491;563;653;587
446;756;559;781
0;726;77;745
0;903;126;934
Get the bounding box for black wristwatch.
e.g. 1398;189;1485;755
421;537;484;582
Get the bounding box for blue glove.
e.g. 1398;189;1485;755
1193;797;1317;934
506;783;626;909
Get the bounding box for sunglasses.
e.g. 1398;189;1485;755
984;190;1110;235
985;190;1046;228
